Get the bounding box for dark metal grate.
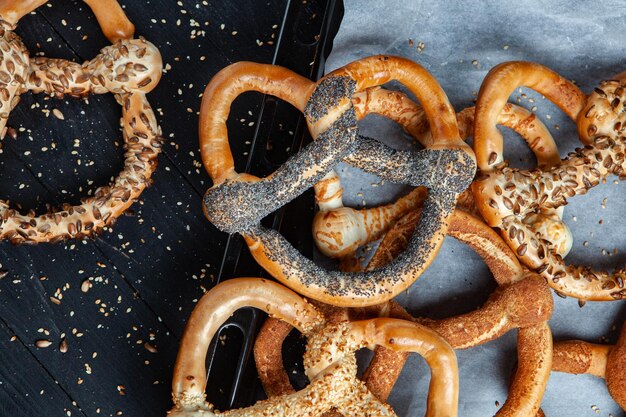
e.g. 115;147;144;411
205;0;344;411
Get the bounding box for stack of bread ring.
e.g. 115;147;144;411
167;55;626;417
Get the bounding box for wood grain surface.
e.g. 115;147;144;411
0;0;340;415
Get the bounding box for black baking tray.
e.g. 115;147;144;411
205;0;344;410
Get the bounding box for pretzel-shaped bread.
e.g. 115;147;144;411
313;89;572;260
167;278;459;417
200;56;476;306
0;0;163;243
472;61;626;300
254;299;414;415
255;209;554;417
366;210;554;416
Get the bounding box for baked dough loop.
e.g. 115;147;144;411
472;61;626;301
167;278;458;417
312;87;572;262
254;300;415;416
200;56;476;307
0;0;162;243
255;210;554;417
363;210;554;417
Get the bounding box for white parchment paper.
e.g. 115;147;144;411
325;1;626;416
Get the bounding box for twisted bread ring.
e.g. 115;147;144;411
255;210;554;417
200;56;476;306
313;88;572;260
0;0;163;243
472;61;626;300
167;278;458;417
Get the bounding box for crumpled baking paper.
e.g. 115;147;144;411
323;1;626;415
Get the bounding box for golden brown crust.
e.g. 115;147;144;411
172;278;324;409
327;56;463;146
473;61;586;171
342;319;458;417
606;323;626;409
199;62;313;183
369;209;524;286
351;88;560;161
313;187;428;258
363;209;552;416
360;345;409;402
500;323;552;417
537;322;626;413
0;5;163;244
552;340;610;378
171;279;459;417
200;56;475;307
472;62;626;301
253;319;294;398
416;275;552;349
457;104;561;169
352;86;430;145
0;1;134;42
82;0;135;42
365;209;421;271
0;0;46;26
0;34;162;243
448;210;525;285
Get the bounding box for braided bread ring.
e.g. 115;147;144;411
200;56;475;306
313;88;572;260
472;61;626;300
0;1;162;244
168;278;458;417
255;210;553;417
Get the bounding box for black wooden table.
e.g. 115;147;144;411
0;1;341;416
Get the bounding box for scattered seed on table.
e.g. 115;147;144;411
59;339;68;353
36;339;52;348
52;109;64;120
